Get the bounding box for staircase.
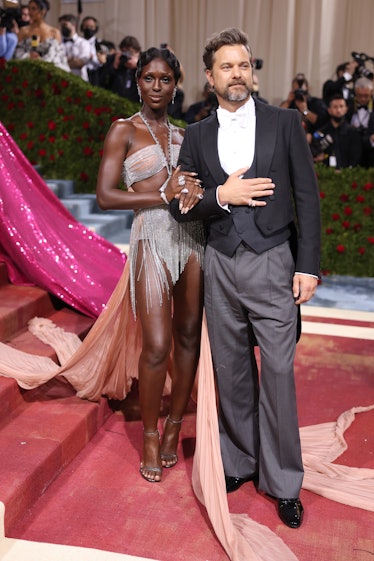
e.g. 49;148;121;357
45;179;133;246
0;262;112;534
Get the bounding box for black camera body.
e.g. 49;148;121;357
351;51;374;81
252;58;263;70
119;51;132;67
310;131;334;157
294;88;308;102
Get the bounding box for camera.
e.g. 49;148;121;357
252;58;263;70
351;51;374;80
119;51;131;66
294;89;308;102
310;131;334;157
0;0;20;31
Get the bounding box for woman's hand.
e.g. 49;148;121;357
164;166;204;213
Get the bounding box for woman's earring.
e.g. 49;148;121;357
137;84;142;103
172;87;177;104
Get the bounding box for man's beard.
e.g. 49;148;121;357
221;82;251;102
331;115;344;124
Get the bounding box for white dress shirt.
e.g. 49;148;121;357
217;97;256;175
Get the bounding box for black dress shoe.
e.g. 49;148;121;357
225;474;258;493
277;498;304;528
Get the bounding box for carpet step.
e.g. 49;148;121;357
0;381;111;533
0;284;55;342
0;267;111;534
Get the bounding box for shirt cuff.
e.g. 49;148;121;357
216;185;230;211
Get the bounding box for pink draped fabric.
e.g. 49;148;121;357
0;284;373;560
0;121;125;318
193;319;374;560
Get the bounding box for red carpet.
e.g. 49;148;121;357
6;309;374;561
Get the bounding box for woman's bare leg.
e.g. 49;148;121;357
160;255;203;467
135;243;174;482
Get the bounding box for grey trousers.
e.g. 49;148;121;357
204;241;304;499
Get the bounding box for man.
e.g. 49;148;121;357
312;93;363;168
59;14;91;80
350;77;373;167
94;35;141;103
322;60;358;112
79;15;100;82
170;27;321;529
280;72;328;133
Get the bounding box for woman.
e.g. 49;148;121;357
14;0;70;72
96;47;205;482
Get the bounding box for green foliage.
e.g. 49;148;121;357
316;165;374;277
0;59;372;276
0;59;139;192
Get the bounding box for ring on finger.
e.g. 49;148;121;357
181;187;189;194
178;175;186;186
196;193;204;200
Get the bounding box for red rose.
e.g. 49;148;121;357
351;181;358;189
38;149;46;157
363;207;372;216
356;195;365;203
319;192;326;199
48;121;57;130
83;146;93;156
39;134;45;141
48;136;55;143
342;221;350;229
358;247;366;255
339;194;349;202
368;237;374;244
86;90;93;98
325;228;333;234
80;172;89;181
353;223;362;232
336;245;345;253
27;121;34;128
332;213;340;221
343;206;352;216
27;141;34;149
363;182;373;191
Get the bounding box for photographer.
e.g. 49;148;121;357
0;7;18;60
94;35;141;103
280;73;328;133
310;93;362;169
184;82;218;123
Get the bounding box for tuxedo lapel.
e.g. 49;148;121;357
254;100;278;177
201;114;227;185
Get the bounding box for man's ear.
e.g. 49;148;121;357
205;68;214;88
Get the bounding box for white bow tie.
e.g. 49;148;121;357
217;105;249;129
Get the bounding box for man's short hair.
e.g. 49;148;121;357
203;27;251;70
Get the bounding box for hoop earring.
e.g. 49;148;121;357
137;84;142;103
171;87;177;104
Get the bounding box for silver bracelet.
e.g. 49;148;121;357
160;191;169;205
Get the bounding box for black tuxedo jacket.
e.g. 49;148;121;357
170;99;321;277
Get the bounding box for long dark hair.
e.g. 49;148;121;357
136;47;181;84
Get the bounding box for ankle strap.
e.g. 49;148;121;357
143;429;160;436
166;416;184;425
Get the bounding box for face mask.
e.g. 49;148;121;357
61;27;71;38
83;29;95;40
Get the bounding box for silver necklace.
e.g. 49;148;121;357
139;112;172;177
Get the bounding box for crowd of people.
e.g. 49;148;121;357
2;1;374;165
